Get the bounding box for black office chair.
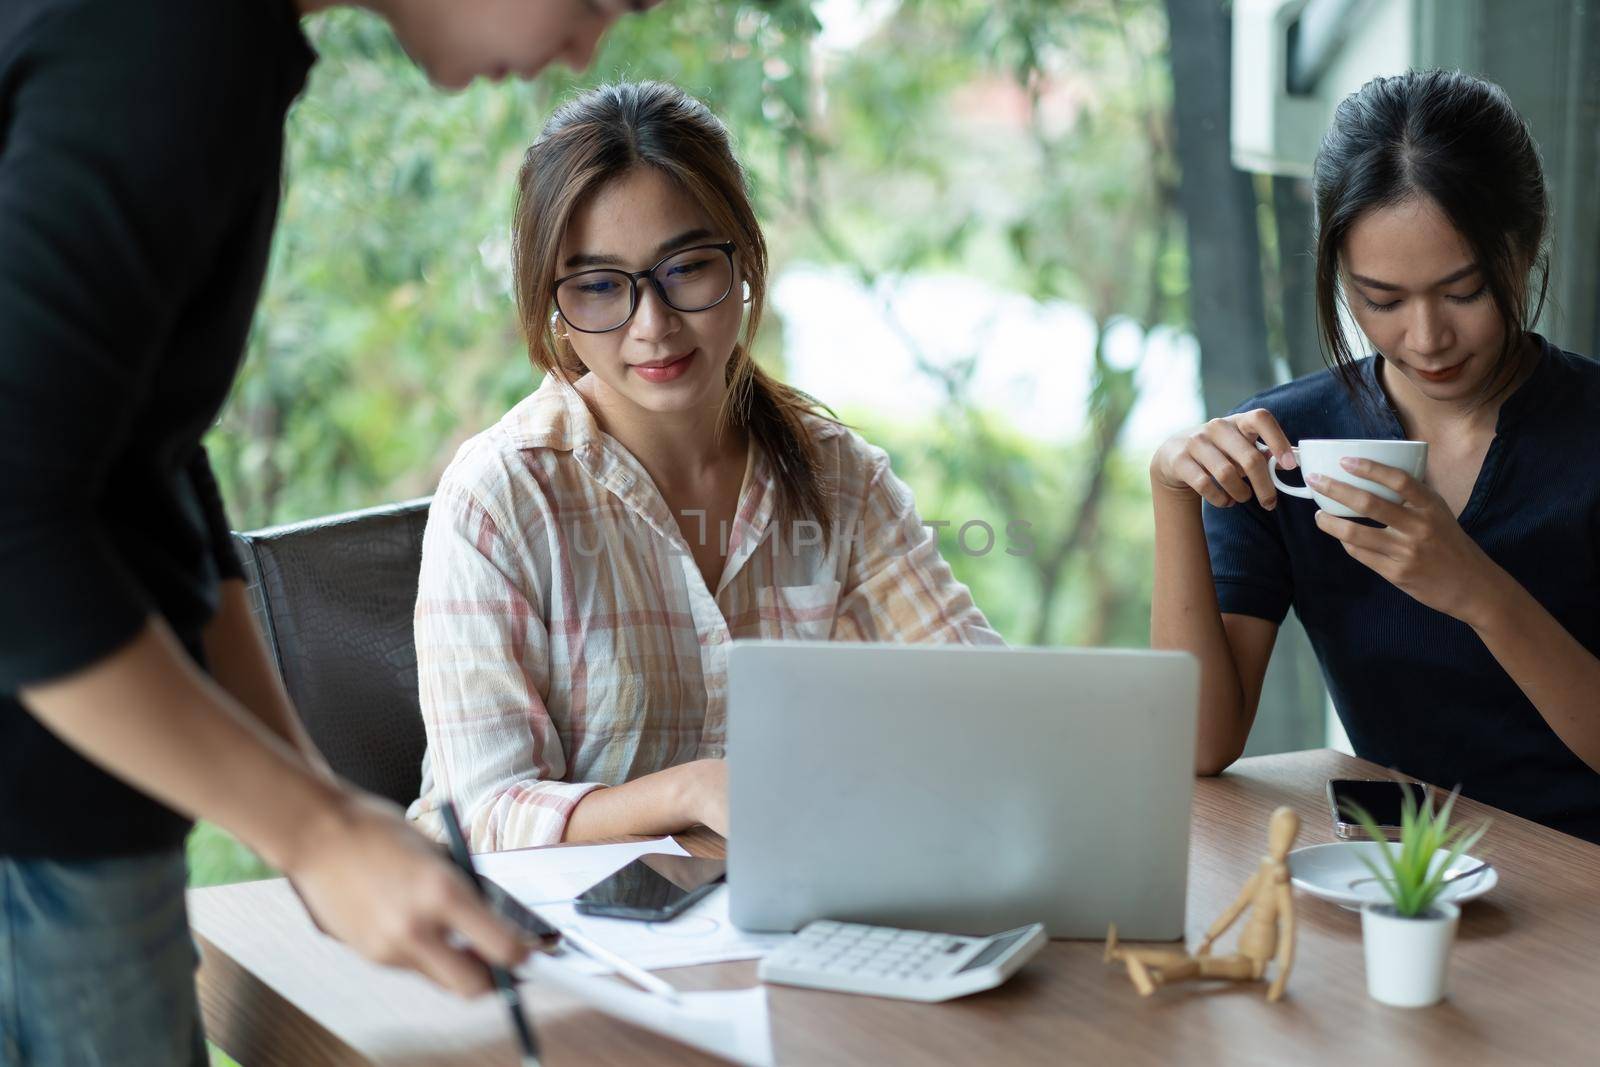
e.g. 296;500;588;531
232;498;433;807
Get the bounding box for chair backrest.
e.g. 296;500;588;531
233;498;432;807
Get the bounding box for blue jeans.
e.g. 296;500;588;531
0;849;206;1067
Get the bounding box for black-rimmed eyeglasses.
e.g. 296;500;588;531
553;242;737;334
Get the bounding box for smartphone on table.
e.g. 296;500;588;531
574;854;727;921
1327;778;1428;840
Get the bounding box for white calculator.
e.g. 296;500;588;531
757;920;1048;1002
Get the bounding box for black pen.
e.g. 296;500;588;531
439;802;542;1067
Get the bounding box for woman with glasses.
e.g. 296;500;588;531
406;82;1001;850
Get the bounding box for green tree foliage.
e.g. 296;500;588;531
212;2;819;527
210;0;1181;646
776;0;1180;644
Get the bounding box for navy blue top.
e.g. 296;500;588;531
1205;336;1600;843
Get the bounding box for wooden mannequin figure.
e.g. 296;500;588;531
1104;805;1299;1002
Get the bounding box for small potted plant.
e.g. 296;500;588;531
1341;785;1488;1008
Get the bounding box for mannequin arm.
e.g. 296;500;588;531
1198;872;1259;954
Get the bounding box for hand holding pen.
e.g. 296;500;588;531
439;802;543;1067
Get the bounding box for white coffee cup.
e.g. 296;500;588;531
1268;439;1428;519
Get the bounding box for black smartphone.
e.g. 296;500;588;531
1327;778;1428;840
482;874;561;945
574;854;727;921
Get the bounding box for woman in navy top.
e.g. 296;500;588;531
1149;69;1600;843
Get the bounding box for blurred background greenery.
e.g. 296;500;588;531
212;0;1185;641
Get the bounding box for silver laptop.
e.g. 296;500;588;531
726;642;1197;939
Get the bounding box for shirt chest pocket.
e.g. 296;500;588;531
755;580;843;641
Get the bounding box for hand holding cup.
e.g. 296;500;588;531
1300;452;1510;625
1267;439;1428;518
1151;408;1298;510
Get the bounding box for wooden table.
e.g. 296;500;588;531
190;749;1600;1066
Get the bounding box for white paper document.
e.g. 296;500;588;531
481;840;787;1062
527;954;774;1067
479;838;792;976
533;885;791;976
474;836;691;905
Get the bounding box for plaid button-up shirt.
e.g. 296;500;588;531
406;375;1001;850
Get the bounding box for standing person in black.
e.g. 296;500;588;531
0;2;660;1063
1148;69;1600;843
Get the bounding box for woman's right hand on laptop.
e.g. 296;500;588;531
1151;409;1297;511
284;791;531;997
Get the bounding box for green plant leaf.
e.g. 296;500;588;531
1340;784;1489;918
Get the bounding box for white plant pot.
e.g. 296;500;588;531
1360;900;1460;1008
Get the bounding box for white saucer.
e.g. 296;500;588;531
1287;842;1497;910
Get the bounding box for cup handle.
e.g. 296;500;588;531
1268;452;1315;499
